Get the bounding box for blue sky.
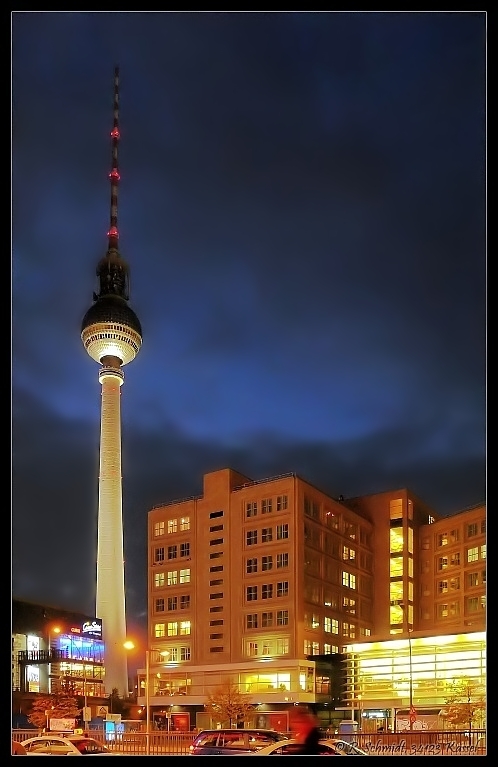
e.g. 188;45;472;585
12;11;486;638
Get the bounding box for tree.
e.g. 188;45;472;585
108;687;132;718
27;693;80;730
440;679;486;731
204;680;254;727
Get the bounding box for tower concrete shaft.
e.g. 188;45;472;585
96;365;127;696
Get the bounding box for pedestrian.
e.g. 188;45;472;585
289;706;322;754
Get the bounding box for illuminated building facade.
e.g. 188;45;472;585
141;468;485;730
344;631;486;731
12;599;107;725
81;68;142;696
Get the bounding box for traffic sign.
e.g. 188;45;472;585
106;714;121;723
97;705;109;717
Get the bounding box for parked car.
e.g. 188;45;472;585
189;729;290;755
234;738;369;755
21;735;121;756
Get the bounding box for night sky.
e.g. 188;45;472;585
12;12;486;646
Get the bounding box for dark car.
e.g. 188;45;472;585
189;729;290;755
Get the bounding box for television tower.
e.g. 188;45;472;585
81;67;142;696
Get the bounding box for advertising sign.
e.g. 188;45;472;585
49;718;76;731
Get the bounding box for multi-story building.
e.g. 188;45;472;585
12;599;107;727
142;468;485;731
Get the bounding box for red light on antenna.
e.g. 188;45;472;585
107;226;119;238
109;169;121;181
110;128;120;139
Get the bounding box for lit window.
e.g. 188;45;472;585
390;557;403;577
331;619;339;634
154;521;165;537
324;617;331;633
438;581;448;594
390;499;403;520
179;569;190;583
179;621;191;635
312;614;320;628
180;647;191;661
312;642;320;655
167;519;177;534
248;642;258;656
167;622;178;636
167;571;178;586
342;571;356;589
154;572;165;588
480;544;486;560
155;623;165;637
467;547;479;563
180;517;190;531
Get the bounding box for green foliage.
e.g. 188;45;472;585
27;693;80;729
204;680;254;727
440;679;486;730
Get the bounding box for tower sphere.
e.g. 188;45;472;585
81;294;142;365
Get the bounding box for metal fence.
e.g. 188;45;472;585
12;728;486;756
